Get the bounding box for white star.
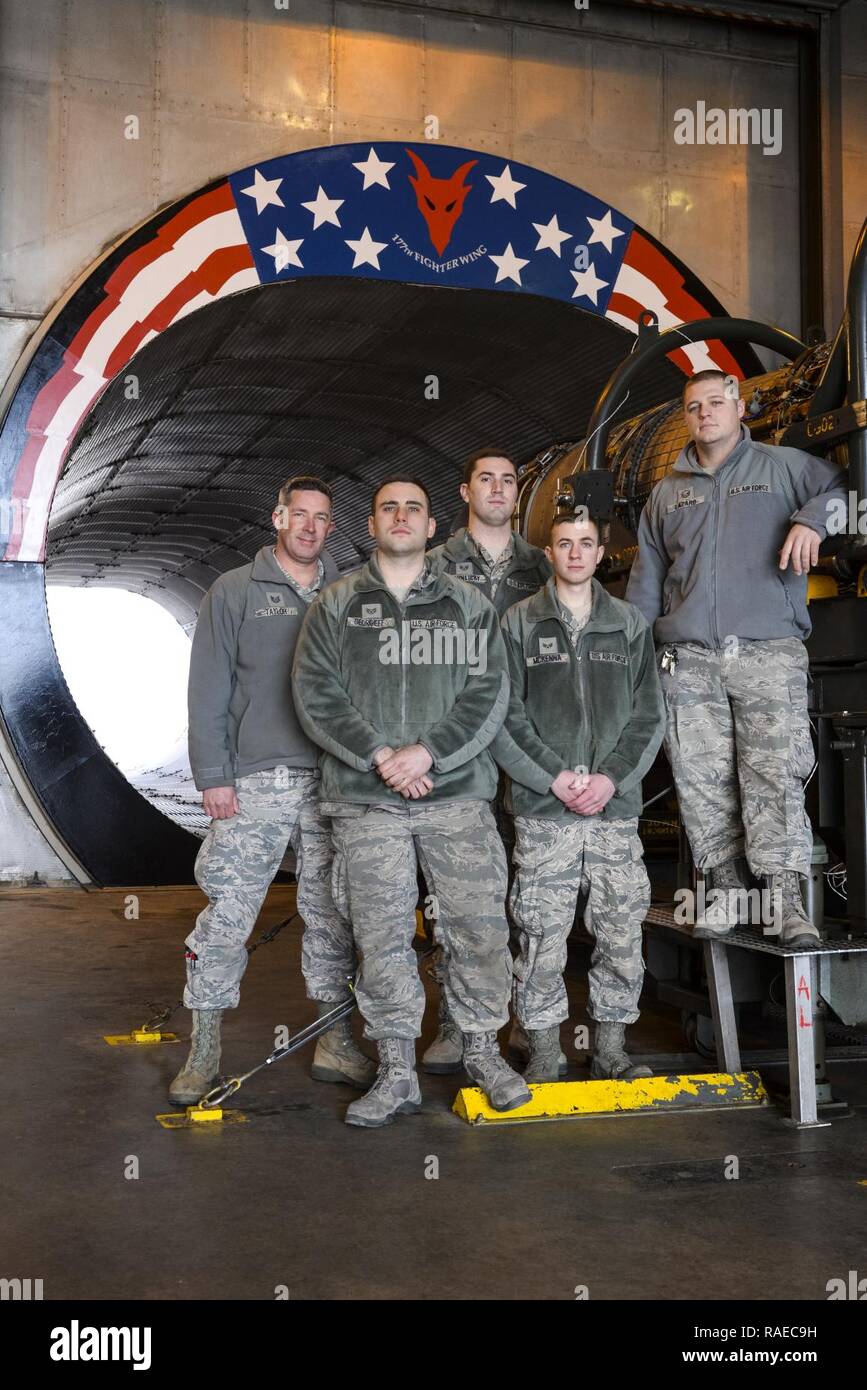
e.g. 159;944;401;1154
345;227;388;270
586;209;625;254
532;214;573;257
352;147;395;191
570;262;609;306
489;242;530;286
485;164;526;208
241;169;284;215
262;229;304;273
301;185;344;229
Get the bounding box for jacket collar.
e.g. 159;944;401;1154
527;576;626;634
673;423;753;478
251;545;335;587
355;552;444;600
442;526;541;569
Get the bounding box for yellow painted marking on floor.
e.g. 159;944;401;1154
103;1032;180;1046
155;1108;247;1129
452;1072;768;1125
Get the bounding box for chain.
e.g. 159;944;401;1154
138;912;301;1033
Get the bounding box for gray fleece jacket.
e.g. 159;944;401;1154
625;426;847;646
187;545;338;790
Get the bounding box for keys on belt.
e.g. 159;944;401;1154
660;646;678;674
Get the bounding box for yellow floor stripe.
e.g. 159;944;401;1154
453;1071;769;1124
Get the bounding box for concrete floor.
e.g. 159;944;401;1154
2;885;866;1302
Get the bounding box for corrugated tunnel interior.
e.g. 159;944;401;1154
39;274;700;885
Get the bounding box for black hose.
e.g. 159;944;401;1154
585;317;806;472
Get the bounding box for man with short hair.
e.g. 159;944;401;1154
171;477;373;1105
425;448;552;1073
429;448;551;615
293;476;530;1127
626;370;848;944
495;510;665;1081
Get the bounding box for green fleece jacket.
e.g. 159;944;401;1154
493;577;665;820
291;556;510;804
428;527;552;616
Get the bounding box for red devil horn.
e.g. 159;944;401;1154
449;159;477;187
405;148;433;183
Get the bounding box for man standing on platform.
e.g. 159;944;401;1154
626;370;847;944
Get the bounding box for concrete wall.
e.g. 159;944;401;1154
0;0;860;881
1;0;810;366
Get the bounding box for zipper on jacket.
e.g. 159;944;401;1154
396;593;408;744
710;475;722;649
571;623;592;773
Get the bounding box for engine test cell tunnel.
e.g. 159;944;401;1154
0;142;762;887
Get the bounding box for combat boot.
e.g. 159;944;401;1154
310;999;376;1089
463;1032;531;1111
693;856;751;939
590;1021;652;1081
767;870;821;949
524;1026;563;1083
507;1019;568;1075
421;991;463;1075
344;1038;422;1128
169;1009;222;1105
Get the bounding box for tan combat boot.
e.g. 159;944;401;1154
693;856;751;939
767;871;821;949
310;1000;376;1088
344;1039;422;1128
421;991;464;1074
169;1009;222;1105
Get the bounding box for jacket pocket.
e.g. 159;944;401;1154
234;701;253;758
672;703;718;757
787;676;815;780
776;572;798;624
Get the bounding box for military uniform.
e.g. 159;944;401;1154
427;526;550;885
185;548;356;1009
185;767;354;1008
494;578;665;1027
626;425;846;878
428;526;551;617
292;557;513;1041
326;798;510;1038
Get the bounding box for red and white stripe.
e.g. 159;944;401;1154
5;183;257;562
606;230;744;381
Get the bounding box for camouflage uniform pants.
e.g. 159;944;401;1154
660;639;814;876
427;775;517;985
184;770;356;1010
325;798;511;1041
510;816;650;1027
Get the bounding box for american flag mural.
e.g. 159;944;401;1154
0;142;749;563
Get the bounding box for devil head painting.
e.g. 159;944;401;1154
406;150;477;257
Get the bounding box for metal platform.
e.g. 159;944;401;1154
643;905;867;1128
